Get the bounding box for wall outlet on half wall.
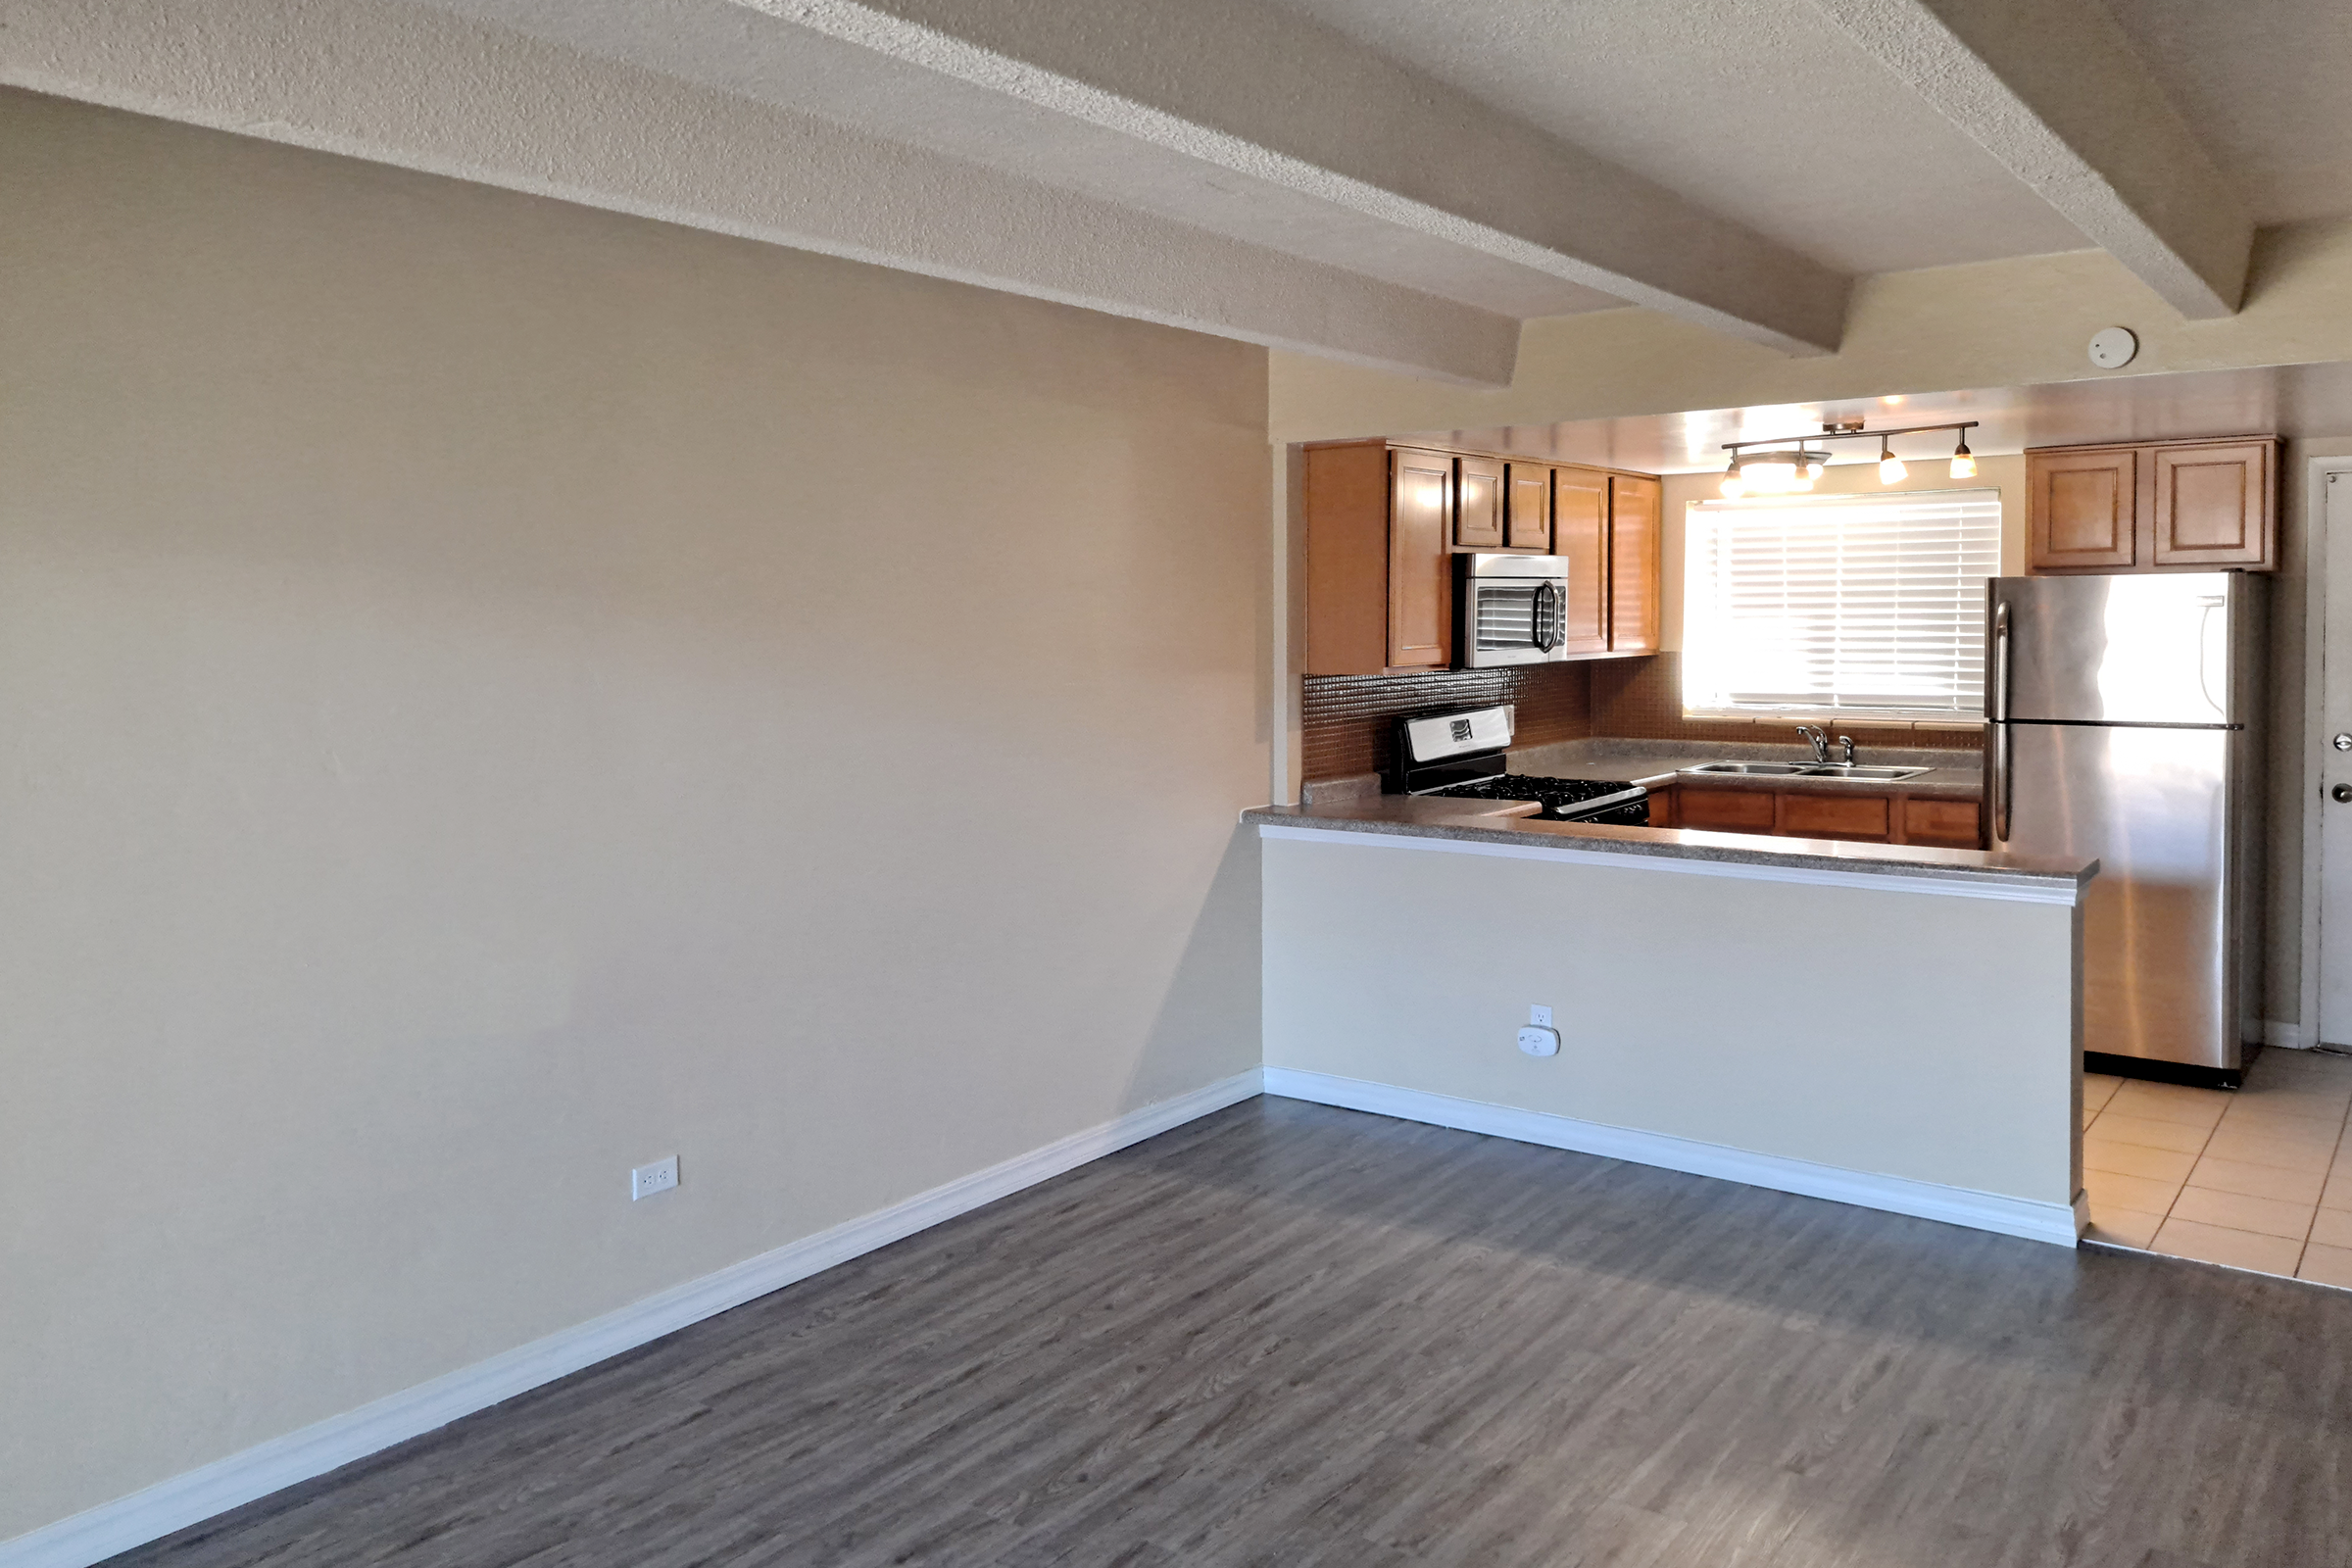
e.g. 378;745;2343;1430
631;1155;679;1200
1529;1004;1553;1027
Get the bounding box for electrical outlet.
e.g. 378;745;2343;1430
1529;1004;1553;1027
1516;1025;1560;1057
630;1155;679;1201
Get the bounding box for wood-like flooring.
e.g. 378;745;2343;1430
111;1098;2352;1568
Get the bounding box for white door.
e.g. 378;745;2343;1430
2319;470;2352;1042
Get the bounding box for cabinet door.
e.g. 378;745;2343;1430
1455;455;1504;550
1781;792;1892;842
2030;448;2137;570
1675;787;1776;832
1504;463;1553;551
1552;467;1610;653
1300;441;1393;675
1900;796;1984;849
2151;440;2275;567
1607;474;1661;653
1388;448;1454;669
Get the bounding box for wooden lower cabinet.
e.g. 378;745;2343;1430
1901;796;1985;848
1673;787;1776;833
1781;792;1890;843
1652;784;1983;848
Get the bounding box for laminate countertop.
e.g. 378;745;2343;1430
1302;739;1985;809
1243;795;2091;899
1510;738;1984;800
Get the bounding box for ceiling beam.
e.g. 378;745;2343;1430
729;0;1853;356
1807;0;2254;318
0;0;1522;386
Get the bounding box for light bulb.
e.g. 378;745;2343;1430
1879;440;1907;484
1950;433;1976;479
1745;456;1797;493
1720;473;1746;499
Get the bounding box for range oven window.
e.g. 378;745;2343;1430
1473;581;1562;655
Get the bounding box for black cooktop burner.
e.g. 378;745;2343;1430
1423;773;1648;823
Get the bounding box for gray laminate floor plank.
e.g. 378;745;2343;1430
103;1097;2352;1568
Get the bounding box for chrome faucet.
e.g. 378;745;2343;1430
1838;734;1856;766
1796;724;1830;764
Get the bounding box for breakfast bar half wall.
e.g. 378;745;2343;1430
1250;802;2096;1245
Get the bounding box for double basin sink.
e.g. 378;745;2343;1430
1679;760;1931;782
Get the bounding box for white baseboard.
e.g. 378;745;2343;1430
1;1068;1266;1568
2265;1020;2309;1051
1262;1067;2080;1249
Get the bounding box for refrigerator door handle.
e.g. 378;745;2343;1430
1990;600;2011;843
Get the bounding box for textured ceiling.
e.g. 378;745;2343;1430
12;0;2345;386
1265;0;2093;274
434;0;1630;319
2104;0;2352;224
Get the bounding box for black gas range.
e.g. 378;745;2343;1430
1390;705;1650;827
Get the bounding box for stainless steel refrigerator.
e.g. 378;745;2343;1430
1986;573;2268;1086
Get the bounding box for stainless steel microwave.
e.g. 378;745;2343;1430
1456;553;1571;667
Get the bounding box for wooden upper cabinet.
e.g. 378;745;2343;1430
1552;466;1610;654
1301;440;1448;675
1300;440;1663;675
2029;447;2136;570
2029;436;2276;573
1454;455;1504;550
2152;440;2275;567
1607;474;1662;653
1503;463;1553;552
1387;447;1454;668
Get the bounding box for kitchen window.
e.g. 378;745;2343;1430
1682;489;2001;721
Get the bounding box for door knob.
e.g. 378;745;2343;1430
2333;784;2352;804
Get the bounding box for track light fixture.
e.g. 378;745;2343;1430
1717;420;1980;499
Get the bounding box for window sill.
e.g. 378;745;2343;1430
1681;712;1986;732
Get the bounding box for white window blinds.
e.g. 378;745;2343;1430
1683;489;2001;719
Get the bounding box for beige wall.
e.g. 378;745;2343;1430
1262;833;2080;1209
0;89;1268;1542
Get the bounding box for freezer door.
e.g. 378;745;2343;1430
1989;573;2246;726
1998;721;2241;1070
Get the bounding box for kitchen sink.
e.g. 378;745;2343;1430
1679;761;1815;776
1799;763;1931;781
1679;760;1931;782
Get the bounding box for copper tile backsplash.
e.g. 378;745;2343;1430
1300;664;1592;782
1591;653;1984;754
1302;653;1980;784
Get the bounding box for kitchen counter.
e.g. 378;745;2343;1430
1245;798;2087;898
1256;765;2093;1248
1507;737;1984;800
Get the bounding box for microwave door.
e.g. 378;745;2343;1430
1469;580;1564;665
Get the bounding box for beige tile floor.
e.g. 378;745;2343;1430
2082;1048;2352;1287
